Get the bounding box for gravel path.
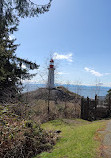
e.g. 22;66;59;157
101;120;111;158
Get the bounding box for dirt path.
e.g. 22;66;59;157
101;120;111;158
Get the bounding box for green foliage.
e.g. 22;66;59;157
105;89;111;104
0;0;53;102
0;0;54;102
107;89;111;97
1;0;52;19
0;23;39;102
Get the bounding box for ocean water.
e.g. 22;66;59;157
22;84;111;99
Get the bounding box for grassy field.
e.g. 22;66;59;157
34;119;105;158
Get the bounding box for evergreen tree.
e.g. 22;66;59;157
0;18;39;102
0;0;52;19
0;0;52;102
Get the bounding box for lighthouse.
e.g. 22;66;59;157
47;59;55;89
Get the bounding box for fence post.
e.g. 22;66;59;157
64;95;68;118
108;96;111;116
81;97;84;119
87;97;89;120
95;95;97;120
47;88;50;115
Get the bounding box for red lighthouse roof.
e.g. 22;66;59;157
50;59;54;63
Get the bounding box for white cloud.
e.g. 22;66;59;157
84;67;111;77
84;67;103;77
53;52;73;62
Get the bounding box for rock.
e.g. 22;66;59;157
55;130;61;134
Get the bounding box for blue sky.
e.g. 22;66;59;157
14;0;111;86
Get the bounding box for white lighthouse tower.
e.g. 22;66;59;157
47;59;55;89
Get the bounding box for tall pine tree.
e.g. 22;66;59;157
0;0;52;102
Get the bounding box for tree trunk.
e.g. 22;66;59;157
0;0;3;17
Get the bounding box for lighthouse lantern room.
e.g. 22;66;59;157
47;59;55;89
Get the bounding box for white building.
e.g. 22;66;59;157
47;59;55;89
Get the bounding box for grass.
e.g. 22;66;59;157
34;119;105;158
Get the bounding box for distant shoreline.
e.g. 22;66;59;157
22;83;111;99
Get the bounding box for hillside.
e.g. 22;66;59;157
22;86;81;102
1;86;107;158
0;104;58;158
0;87;81;157
20;86;81;123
